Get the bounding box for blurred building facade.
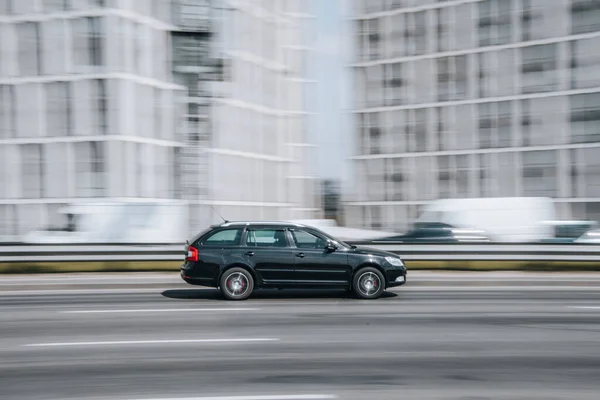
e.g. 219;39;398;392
347;0;600;231
0;0;318;239
193;0;319;229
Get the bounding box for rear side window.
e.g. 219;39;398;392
201;228;243;246
246;229;289;248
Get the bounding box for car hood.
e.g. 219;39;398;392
349;246;400;259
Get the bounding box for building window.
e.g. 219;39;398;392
367;19;380;60
370;206;382;230
413;11;427;55
496;0;512;45
478;153;493;197
172;33;208;67
154;88;162;139
0;205;17;238
415;109;428;152
365;65;383;108
91;79;108;135
437;56;468;102
172;0;210;31
497;101;512;147
498;152;517;196
477;101;512;148
522;151;557;197
389;158;405;201
438;155;452;198
366;159;385;201
368;113;381;155
0;0;12;15
571;0;600;34
75;141;104;197
521;44;557;94
72;17;104;71
456;155;471;198
479;0;513;46
46;82;72;137
42;19;67;75
15;84;41;138
21;144;43;198
89;17;103;66
521;0;532;41
570;37;600;90
437;58;451;102
44;143;68;198
17;22;41;76
0;85;15;138
436;7;449;53
42;0;68;12
477;52;493;98
570;93;600;144
581;148;600;198
478;103;494;148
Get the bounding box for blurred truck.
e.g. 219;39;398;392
414;197;555;242
22;200;189;244
375;222;491;243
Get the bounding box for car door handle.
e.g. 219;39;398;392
295;253;305;258
245;251;255;256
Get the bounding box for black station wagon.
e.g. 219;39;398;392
181;221;407;300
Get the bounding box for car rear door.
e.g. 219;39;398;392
289;228;351;286
243;227;295;285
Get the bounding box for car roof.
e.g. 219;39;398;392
216;221;310;229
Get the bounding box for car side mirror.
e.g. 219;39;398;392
325;242;338;252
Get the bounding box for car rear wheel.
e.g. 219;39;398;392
220;267;254;301
352;267;385;300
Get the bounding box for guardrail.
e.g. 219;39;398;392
1;242;600;263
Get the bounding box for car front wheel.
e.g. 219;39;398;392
353;267;385;300
220;267;254;301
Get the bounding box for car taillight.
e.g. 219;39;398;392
186;246;199;262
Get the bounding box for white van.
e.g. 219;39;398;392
416;197;555;242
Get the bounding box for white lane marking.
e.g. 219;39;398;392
22;338;279;347
58;308;261;314
130;395;337;400
567;306;600;309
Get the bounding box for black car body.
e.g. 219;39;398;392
181;221;407;300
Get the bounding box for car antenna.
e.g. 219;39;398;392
211;206;229;224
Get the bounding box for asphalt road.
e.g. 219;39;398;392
1;272;600;400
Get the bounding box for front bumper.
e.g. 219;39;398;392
386;269;407;288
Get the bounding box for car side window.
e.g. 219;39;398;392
290;229;327;249
246;229;289;248
201;228;243;246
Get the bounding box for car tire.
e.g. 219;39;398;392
220;267;254;301
352;267;385;300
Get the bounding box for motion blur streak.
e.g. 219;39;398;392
129;395;337;400
23;338;280;347
58;308;262;314
1;272;600;400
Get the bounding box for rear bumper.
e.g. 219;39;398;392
180;267;217;287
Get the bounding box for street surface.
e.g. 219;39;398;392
1;272;600;400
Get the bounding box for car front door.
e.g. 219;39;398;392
289;228;351;286
243;227;295;285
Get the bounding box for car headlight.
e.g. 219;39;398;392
385;256;404;267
